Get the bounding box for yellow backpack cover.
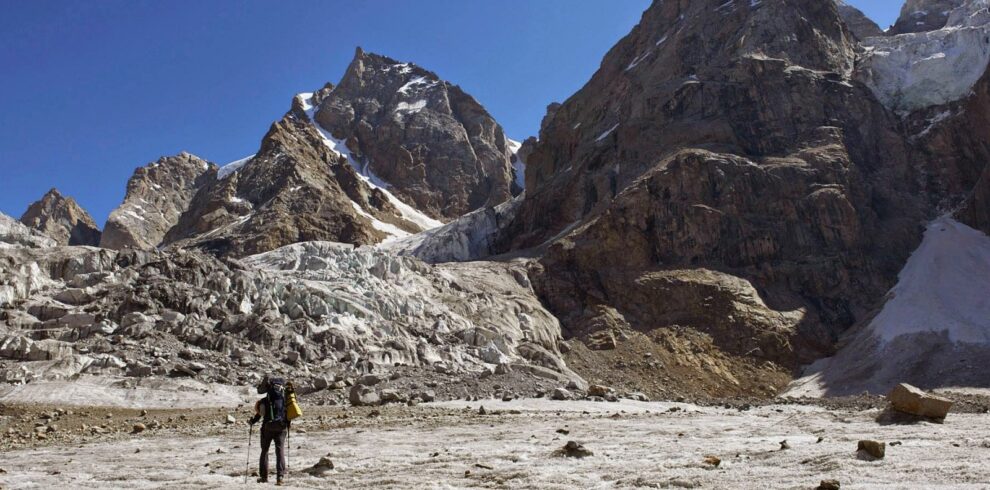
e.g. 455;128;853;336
286;383;302;420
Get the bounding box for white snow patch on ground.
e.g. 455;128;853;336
4;400;990;488
217;155;254;180
869;216;990;344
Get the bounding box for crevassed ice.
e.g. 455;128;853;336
857;0;990;113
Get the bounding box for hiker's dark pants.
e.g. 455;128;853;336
259;422;287;480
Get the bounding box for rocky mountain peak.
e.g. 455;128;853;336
19;188;100;246
888;0;963;35
100;152;215;250
314;48;517;220
834;0;885;39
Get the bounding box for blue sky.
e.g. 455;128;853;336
0;0;901;224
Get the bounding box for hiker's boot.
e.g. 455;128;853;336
276;478;284;486
257;477;268;483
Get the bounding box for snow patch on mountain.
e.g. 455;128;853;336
217;155;254;180
786;216;990;396
870;216;990;344
507;138;526;190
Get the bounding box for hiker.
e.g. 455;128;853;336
249;376;296;485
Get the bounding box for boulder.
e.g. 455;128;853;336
559;441;593;458
889;383;953;420
588;385;611;397
349;385;381;407
817;480;841;490
358;374;383;386
304;456;335;477
380;389;408;404
551;388;572;401
857;440;886;460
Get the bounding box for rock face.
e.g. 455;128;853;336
0;212;57;249
887;0;961;35
313;48;517;220
165;90;440;257
834;0;884;39
888;383;953;419
19;189;100;246
166;50;511;257
493;0;924;391
100;152;214;250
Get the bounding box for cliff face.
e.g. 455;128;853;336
164;49;517;257
19;189;100;246
164;91;420;257
314;49;517;221
100;152;214;250
485;0;927;394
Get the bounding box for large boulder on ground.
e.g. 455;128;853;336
888;383;953;420
349;384;381;407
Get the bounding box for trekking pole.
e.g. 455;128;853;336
245;425;253;484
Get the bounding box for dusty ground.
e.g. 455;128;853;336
1;398;989;489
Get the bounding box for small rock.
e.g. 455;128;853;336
132;423;147;434
225;414;236;425
474;463;494;470
779;440;791;450
479;406;487;415
559;441;593;458
551;388;572;401
588;385;611;397
556;428;570;435
304;456;335;476
817;479;841;490
857;440;886;460
703;455;721;467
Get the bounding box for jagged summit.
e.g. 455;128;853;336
888;0;962;35
100;152;215;250
163;48;515;257
834;0;885;38
315;47;518;220
19;188;100;246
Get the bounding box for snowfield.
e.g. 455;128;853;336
1;399;989;489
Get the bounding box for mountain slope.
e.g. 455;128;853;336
477;0;926;396
100;152;214;250
19;189;100;246
314;48;518;221
165;50;514;257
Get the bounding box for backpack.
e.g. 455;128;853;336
263;377;288;424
